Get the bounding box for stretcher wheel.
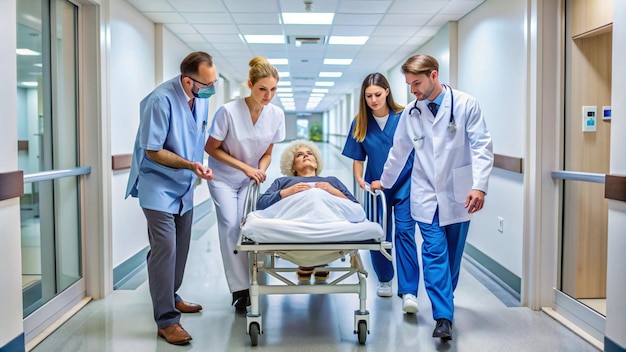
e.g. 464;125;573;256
249;322;260;346
357;320;367;344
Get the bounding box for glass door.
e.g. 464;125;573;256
17;0;85;342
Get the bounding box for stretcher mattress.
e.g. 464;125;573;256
241;188;385;244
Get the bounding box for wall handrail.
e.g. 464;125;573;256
551;170;605;184
23;166;92;183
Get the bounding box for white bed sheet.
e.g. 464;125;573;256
241;188;384;244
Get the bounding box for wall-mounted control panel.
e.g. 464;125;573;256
582;106;597;132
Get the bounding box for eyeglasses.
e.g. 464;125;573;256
187;76;217;88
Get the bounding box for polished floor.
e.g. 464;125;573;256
30;142;599;352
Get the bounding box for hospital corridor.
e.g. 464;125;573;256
27;142;596;352
3;0;626;351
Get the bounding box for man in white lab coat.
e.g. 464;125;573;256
371;54;493;341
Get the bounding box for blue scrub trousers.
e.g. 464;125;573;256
370;181;420;297
417;208;469;322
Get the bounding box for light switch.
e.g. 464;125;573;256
582;106;597;132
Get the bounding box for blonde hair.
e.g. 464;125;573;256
248;56;279;85
280;140;323;176
352;73;404;142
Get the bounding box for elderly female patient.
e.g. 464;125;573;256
256;139;358;281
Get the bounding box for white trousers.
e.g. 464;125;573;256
208;179;250;293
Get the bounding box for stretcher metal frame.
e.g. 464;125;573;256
236;180;392;346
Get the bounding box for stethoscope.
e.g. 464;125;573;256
408;84;457;141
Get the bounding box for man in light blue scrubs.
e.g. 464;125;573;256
125;51;216;345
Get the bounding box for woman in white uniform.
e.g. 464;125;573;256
205;56;286;311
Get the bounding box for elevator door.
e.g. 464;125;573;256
17;0;87;343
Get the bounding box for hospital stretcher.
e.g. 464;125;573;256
236;180;392;346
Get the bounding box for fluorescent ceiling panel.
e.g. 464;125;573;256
323;59;352;65
281;12;334;25
328;36;369;45
243;35;285;44
319;72;343;78
268;58;289;65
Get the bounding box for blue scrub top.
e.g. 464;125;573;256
125;75;209;215
342;110;413;191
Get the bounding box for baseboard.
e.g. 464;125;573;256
605;336;626;352
113;246;149;290
0;334;25;352
464;242;521;295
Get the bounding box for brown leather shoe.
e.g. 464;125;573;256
175;300;202;313
157;323;192;345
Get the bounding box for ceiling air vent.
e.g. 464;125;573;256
290;36;328;47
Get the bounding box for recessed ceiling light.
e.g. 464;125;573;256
328;36;369;45
277;81;291;86
281;13;334;25
21;82;38;87
277;93;293;97
315;81;335;87
269;58;289;65
277;87;293;93
319;72;342;78
278;71;290;77
312;88;329;93
310;93;325;97
243;35;285;44
323;59;352;65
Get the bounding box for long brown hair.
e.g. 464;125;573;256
352;73;404;142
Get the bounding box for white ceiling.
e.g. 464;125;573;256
127;0;484;113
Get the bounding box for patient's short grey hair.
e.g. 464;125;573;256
280;140;323;176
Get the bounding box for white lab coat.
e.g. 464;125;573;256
380;87;493;226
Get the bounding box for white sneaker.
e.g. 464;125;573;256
402;293;419;314
376;281;393;297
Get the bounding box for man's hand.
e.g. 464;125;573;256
190;162;213;180
465;189;485;213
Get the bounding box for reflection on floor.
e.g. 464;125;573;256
29;142;600;352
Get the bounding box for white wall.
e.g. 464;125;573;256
415;23;452;87
109;0;155;268
605;0;626;348
456;0;527;277
0;0;24;349
380;8;527;278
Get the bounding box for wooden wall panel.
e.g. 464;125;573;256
572;0;613;38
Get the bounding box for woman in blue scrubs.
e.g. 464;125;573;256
342;73;420;313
